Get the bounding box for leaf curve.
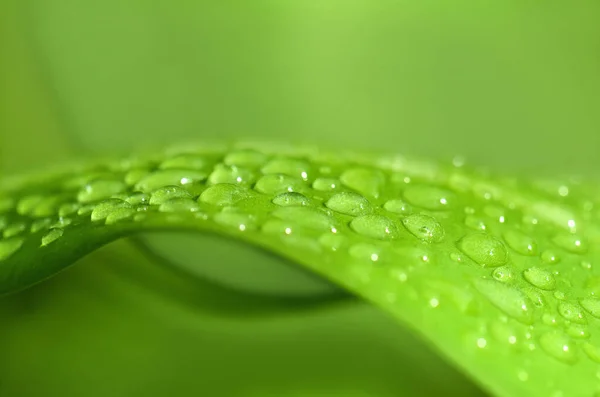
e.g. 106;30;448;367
1;142;600;397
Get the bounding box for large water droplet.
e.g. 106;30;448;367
504;230;537;256
77;180;127;203
158;198;200;213
340;168;383;198
312;177;340;192
552;233;587;254
580;297;600;319
472;278;534;324
208;164;255;185
91;199;133;222
41;229;64;247
0;238;24;261
272;192;309;207
224;149;268;168
558;301;587;324
538;332;578;364
272;207;334;231
458;233;509;267
402;214;444;243
523;267;556;290
350;215;398;240
403;185;454;210
254;175;305;195
149;186;192;205
135;170;207;193
199;184;250;206
325;192;371;216
262;158;310;180
383;199;412;215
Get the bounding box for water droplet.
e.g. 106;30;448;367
492;266;514;282
125;193;149;206
403;185;454;210
503;230;537;256
0;238;24;261
349;243;382;262
149;186;192;205
272;207;335;232
472;278;534;324
383;199;412;215
552;233;587;254
523;267;556;290
58;203;80;217
262;158;310;180
77;180;126;203
566;324;590;339
458;233;509;267
124;169;149;186
554;290;566;300
41;229;64;247
159;154;207;170
199;184;250;206
90;199;133;222
104;207;136;225
224;149;267;168
543;312;561;326
208;164;255;185
16;195;44;216
325;192;372;216
214;211;256;231
402;214;444;243
158;198;200;213
134;170;207;193
541;250;560;264
581;261;592;270
30;218;52;233
272;192;309;207
350;215;399;240
582;343;600;363
464;215;487;231
340;168;383;198
254;175;305;195
558;301;587;324
538;331;578;364
523;287;546;307
3;223;26;238
312;177;339;192
318;233;346;251
580;297;600;319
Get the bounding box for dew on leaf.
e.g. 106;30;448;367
224;149;268;168
557;301;587;324
159;154;207;170
350;215;399;240
105;207;136;225
208;164;255;185
458;233;509;267
125;193;149;206
464;215;487;231
538;331;578;364
566;324;590;339
492;266;514;282
541;250;560;265
254;174;305;195
77;180;127;203
16;195;45;216
0;238;24;261
273;192;309;207
318;233;346;251
158;198;200;213
90;199;133;222
58;203;80;217
349;243;382;262
403;185;454;210
135;169;207;193
472;278;534;324
30;218;52;233
340;168;383;198
580;297;600;319
552;233;587;254
312;177;339;192
199;184;249;207
383;199;412;215
261;158;310;180
325;192;372;216
503;230;537;256
41;229;64;247
523;267;556;290
124;169;149;186
582;343;600;363
3;223;26;238
214;211;255;231
272;207;334;232
149;186;192;205
401;214;444;243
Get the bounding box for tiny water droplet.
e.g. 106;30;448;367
580;297;600;319
158;198;200;213
41;229;64;246
492;266;514;282
402;214;444;243
149;186;192;205
261;158;310;180
472;278;534;324
91;199;133;222
208;164;255;185
312;177;339;192
552;233;587;254
350;215;399;240
199;184;249;207
541;250;560;264
523;267;556;290
77;180;127;203
254;174;305;195
383;199;412;215
464;215;487;231
0;238;24;261
273;192;309;207
558;301;587;324
538;331;578;364
325;192;372;216
503;230;537;256
458;233;509;267
135;170;207;193
403;185;454;210
224;149;268;168
340;168;383;198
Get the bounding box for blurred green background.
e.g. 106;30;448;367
1;0;599;396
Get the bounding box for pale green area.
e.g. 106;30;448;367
1;0;599;396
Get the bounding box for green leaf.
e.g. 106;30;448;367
2;143;599;396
